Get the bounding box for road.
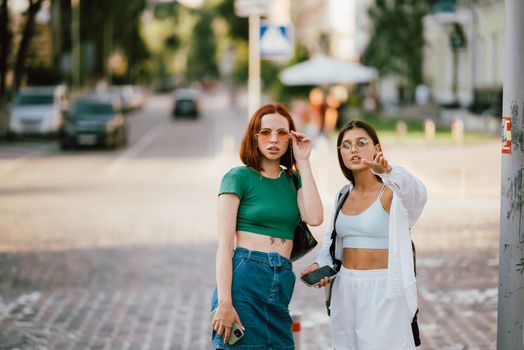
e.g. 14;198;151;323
0;87;501;349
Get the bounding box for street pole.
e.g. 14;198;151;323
469;3;477;93
497;0;524;349
104;16;113;84
248;14;261;117
235;0;268;117
71;0;81;88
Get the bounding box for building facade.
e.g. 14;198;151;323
423;0;503;115
290;0;372;61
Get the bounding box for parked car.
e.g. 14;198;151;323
8;85;68;139
60;96;127;150
172;88;200;119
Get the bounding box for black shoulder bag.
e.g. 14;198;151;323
326;190;421;347
289;173;318;261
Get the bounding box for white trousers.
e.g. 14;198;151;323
330;267;416;350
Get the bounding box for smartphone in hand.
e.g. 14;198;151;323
209;308;245;345
300;265;338;287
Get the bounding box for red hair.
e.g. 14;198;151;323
239;103;297;175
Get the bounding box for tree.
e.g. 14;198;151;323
0;0;11;101
13;0;45;93
362;0;430;103
269;43;312;101
214;0;248;84
80;0;149;84
186;9;218;82
215;0;248;41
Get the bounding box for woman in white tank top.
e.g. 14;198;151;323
302;120;427;350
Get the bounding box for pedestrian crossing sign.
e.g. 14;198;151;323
260;21;293;60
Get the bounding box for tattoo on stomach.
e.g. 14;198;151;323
269;237;287;246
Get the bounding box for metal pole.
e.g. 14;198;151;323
104;16;113;83
470;3;477;91
248;14;261;117
71;0;80;88
497;0;524;349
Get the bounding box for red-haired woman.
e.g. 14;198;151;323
210;103;323;349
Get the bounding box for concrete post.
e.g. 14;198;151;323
395;120;407;144
290;311;301;349
248;14;261;118
424;118;436;144
497;1;524;349
451;118;464;145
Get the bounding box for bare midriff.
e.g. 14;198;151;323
235;230;293;258
342;248;388;270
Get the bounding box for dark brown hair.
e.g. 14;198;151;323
337;120;382;185
239;103;297;175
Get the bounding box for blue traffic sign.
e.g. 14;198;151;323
260;22;293;60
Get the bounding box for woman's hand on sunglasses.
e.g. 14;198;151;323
290;131;312;161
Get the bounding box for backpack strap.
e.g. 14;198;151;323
329;188;350;272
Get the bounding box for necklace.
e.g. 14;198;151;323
260;168;283;179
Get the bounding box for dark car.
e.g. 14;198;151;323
60;96;128;150
172;89;200;119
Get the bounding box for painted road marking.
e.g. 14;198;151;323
104;121;167;176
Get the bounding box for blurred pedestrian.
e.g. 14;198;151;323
290;97;309;132
301;120;427;349
210;103;323;349
308;87;326;138
324;93;341;136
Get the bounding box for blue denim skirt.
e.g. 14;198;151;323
210;248;296;350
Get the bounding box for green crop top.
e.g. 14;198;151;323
219;166;302;240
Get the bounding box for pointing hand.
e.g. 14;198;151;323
361;151;392;174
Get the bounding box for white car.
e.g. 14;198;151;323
8;85;69;138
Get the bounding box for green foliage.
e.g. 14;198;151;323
0;0;12;100
360;114;425;132
154;2;177;20
230;41;248;83
186;9;219;82
215;0;248;41
265;44;312;102
363;0;430;103
26;65;63;85
80;0;149;83
212;0;249;85
165;35;179;50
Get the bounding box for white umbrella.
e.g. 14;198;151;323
279;54;378;86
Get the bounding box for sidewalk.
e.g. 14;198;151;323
382;102;500;137
0;87;501;349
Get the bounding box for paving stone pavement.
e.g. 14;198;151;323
0;91;504;349
0;186;501;350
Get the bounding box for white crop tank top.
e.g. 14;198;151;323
335;185;389;249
